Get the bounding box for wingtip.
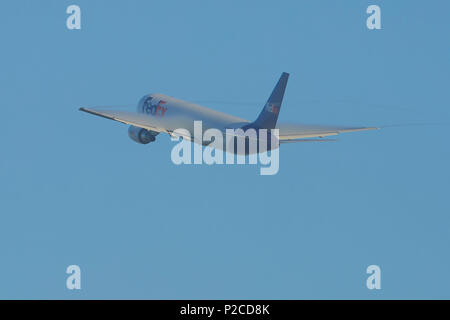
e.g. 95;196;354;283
79;107;93;113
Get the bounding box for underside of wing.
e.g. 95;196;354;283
79;107;170;134
277;123;378;143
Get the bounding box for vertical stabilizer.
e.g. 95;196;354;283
253;72;289;129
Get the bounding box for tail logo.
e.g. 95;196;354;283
265;102;280;115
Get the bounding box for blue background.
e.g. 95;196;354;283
0;0;449;299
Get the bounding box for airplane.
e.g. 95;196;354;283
80;72;378;153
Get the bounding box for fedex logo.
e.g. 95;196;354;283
265;103;280;115
143;97;168;117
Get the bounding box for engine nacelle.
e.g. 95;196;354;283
128;126;159;144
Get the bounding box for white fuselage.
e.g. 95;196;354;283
137;93;250;135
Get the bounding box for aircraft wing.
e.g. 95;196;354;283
79;107;378;143
79;107;170;134
277;123;378;142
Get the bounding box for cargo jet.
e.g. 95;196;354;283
80;72;377;153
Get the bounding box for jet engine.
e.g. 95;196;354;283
128;126;159;144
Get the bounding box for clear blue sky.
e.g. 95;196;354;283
0;0;449;299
